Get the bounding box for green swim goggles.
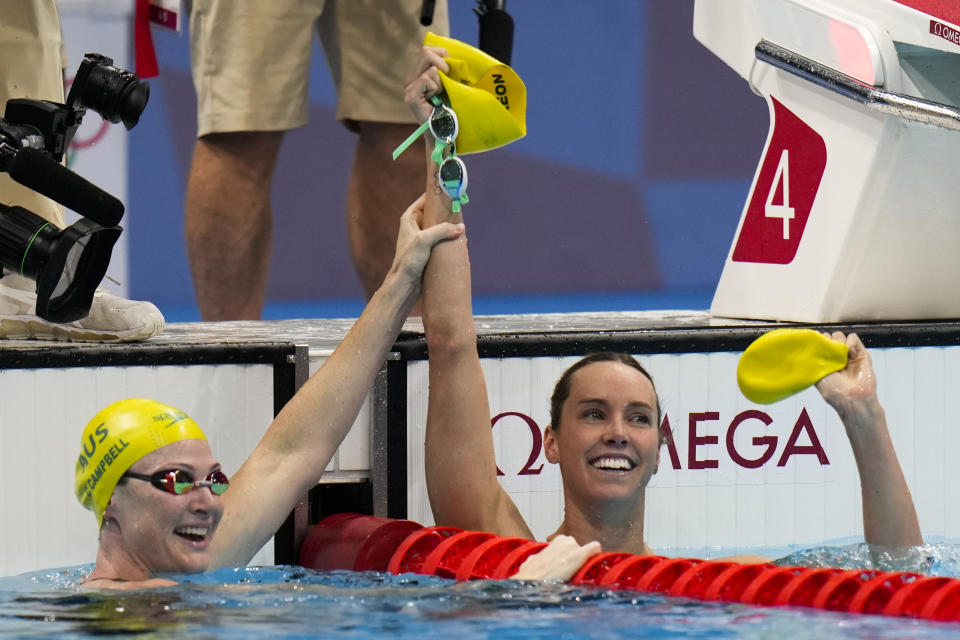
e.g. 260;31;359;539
393;95;459;164
438;155;469;213
393;95;470;213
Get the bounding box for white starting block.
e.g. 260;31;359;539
695;0;960;322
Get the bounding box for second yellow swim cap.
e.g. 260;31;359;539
75;398;208;526
425;32;526;154
737;329;849;404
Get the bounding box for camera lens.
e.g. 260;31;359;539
86;65;150;130
0;203;121;323
71;56;150;130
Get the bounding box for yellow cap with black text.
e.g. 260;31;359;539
75;398;208;526
425;32;526;154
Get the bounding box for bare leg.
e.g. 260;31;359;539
185;131;284;321
347;122;426;312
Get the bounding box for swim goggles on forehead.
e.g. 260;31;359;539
124;468;230;496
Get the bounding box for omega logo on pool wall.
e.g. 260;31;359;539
491;408;829;476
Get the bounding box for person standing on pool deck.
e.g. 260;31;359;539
184;0;450;320
406;46;923;557
77;198;464;589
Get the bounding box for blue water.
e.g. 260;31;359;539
4;544;960;639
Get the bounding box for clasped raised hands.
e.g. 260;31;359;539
388;193;464;290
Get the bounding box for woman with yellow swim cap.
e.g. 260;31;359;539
406;44;922;561
78;196;466;589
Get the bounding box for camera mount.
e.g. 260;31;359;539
0;52;148;323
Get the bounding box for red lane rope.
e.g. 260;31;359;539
571;552;634;585
456;536;530;581
299;514;960;623
421;531;497;579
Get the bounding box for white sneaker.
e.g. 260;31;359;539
0;273;164;342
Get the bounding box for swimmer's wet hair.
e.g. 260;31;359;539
549;352;664;444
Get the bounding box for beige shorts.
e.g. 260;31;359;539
189;0;450;137
0;0;65;225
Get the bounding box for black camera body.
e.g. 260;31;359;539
2;98;80;161
0;53;148;162
0;53;148;323
68;52;150;130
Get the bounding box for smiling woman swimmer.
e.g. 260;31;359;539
75;190;592;590
406;45;923;560
76;199;467;590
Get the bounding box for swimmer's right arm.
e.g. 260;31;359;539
815;332;923;548
411;47;534;539
210;197;464;567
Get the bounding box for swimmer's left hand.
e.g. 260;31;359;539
389;193;464;286
510;535;602;581
404;45;450;124
815;332;879;418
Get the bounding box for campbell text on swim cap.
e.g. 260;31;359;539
75;398;208;526
424;32;527;154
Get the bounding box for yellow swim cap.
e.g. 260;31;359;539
75;398;207;526
424;32;527;154
737;329;849;404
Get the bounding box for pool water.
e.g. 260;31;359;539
4;544;960;639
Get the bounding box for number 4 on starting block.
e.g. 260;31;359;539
765;149;795;240
732;97;826;264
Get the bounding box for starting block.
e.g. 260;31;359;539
695;0;960;322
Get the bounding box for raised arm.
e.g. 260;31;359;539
410;46;532;538
210;195;464;567
815;332;923;548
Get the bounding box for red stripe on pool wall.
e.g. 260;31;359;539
893;0;960;27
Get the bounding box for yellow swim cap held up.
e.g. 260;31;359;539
737;329;849;404
424;32;527;154
75;398;208;526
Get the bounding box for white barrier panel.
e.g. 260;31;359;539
407;346;960;556
0;363;275;577
695;0;960;322
309;351;372;480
